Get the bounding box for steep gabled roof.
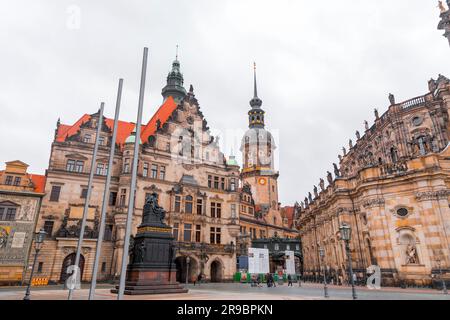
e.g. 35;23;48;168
29;174;46;193
55;96;178;147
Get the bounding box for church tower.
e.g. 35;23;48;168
161;49;187;103
240;64;280;222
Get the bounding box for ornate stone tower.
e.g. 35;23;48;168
161;51;187;103
438;0;450;47
240;64;279;218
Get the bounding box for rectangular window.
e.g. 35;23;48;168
196;199;203;215
119;189;126;206
210;227;221;244
221;177;225;190
81;188;88;199
230;178;236;191
66;160;76;172
185;196;193;214
37;262;43;273
13;177;21;186
83;134;91;143
43;221;54;237
159;166;166;180
96;163;104;175
151;164;158;179
183;224;192;242
214;176;219;189
210;202;222;218
208;175;212;188
50;186;61;202
101;262;107;273
104;224;113;241
231;204;236;219
123;158;130;174
5;175;13;185
109;191;117;206
195;225;201;242
173;223;179;241
248;207;254;216
5;208;16;221
143;162;149;177
99;136;106;146
75;161;84;173
174;196;181;213
166;142;171;152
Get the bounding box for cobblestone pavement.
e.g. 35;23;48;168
0;282;449;300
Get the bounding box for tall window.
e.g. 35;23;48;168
159;166;166;180
195;225;201;242
13;177;21;186
99;136;106;146
119;189;126;206
214;177;219;189
109;191;117;206
151;164;158;179
75;160;84;173
230;178;236;191
37;262;43;273
96;163;106;175
123;158;130;173
80;188;88;199
173;223;179;241
83;134;91;143
174;196;181;212
196;199;203;215
185;196;193;214
143;162;149;177
221;177;225;190
49;186;61;202
208;175;212;188
211;202;221;218
183;224;192;242
43;221;54;237
104;224;113;241
5;175;13;185
66;160;76;172
231;204;236;219
210;227;221;244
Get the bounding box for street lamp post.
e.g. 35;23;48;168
437;259;448;295
185;256;190;285
23;229;46;300
319;247;329;298
339;223;357;300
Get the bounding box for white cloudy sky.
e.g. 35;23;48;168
1;0;449;205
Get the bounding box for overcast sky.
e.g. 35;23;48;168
1;0;449;205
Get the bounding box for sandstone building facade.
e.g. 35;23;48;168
296;75;450;287
0;161;45;284
30;58;298;284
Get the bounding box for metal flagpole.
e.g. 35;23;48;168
88;79;123;300
117;47;148;300
68;102;105;300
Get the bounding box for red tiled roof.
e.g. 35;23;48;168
55;96;178;147
29;174;46;193
281;206;295;228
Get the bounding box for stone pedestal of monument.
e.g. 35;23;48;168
111;193;187;295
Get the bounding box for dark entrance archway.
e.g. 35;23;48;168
59;253;85;283
210;260;223;283
175;256;199;283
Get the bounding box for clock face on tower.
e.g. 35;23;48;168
258;177;267;186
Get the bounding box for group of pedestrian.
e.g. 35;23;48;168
266;273;277;287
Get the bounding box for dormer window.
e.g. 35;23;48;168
5;176;13;185
13;177;21;186
83;134;91;143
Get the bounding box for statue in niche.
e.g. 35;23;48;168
389;93;396;105
405;244;419;265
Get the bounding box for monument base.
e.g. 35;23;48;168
111;267;188;295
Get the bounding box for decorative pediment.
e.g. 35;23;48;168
143;184;162;193
65;153;88;161
0;200;20;207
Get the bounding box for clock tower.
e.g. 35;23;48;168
240;64;280;223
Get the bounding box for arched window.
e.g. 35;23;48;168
185;195;193;214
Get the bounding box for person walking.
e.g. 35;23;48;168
287;274;293;287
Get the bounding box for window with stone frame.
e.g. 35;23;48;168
83;134;91;143
109;191;117;206
123;158;130;174
75;160;84;173
5;175;13;185
221;177;225;190
183;223;192;242
101;262;107;273
104;224;113;241
49;185;61;202
37;262;43;273
119;188;126;206
80;187;88;199
143;162;149;177
185;195;193;214
174;196;181;213
210;227;221;244
196;199;203;215
230;178;236;191
208;175;212;188
159;166;166;180
43;220;54;237
210;202;221;218
173;223;179;241
0;205;17;221
195;225;201;242
99;136;106;146
214;176;219;189
150;164;158;179
13;176;21;186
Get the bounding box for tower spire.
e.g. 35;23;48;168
249;62;263;109
253;62;258;98
161;47;187;102
176;44;179;60
248;62;265;128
